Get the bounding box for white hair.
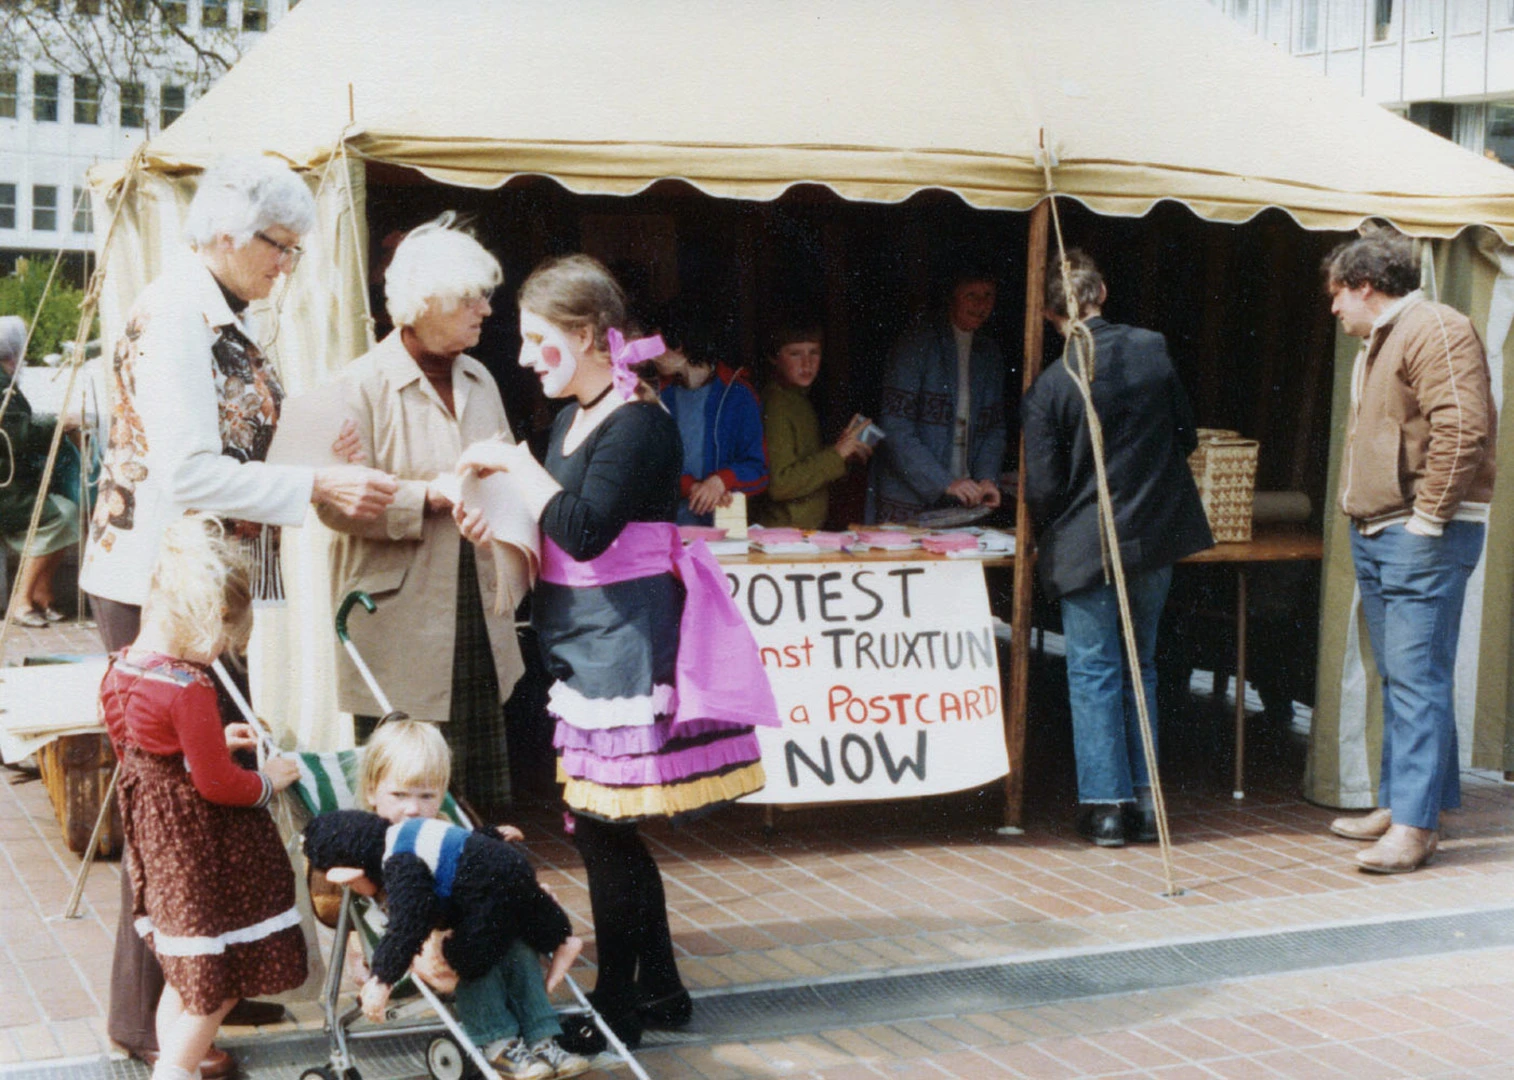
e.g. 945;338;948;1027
384;214;503;328
183;155;317;250
0;315;26;369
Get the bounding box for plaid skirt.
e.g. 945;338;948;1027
119;746;305;1014
357;544;510;815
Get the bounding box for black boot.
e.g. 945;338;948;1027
639;987;693;1029
557;1007;644;1055
1075;803;1126;847
1122;799;1158;843
1126;787;1156;848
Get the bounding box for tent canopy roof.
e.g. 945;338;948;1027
115;0;1514;239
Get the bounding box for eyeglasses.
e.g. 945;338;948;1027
254;230;304;267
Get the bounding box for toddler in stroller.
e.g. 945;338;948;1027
303;720;588;1079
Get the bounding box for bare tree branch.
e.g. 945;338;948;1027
1;0;249;109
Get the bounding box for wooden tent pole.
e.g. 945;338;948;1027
1001;199;1049;831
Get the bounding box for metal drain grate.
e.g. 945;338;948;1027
5;906;1512;1078
644;905;1514;1046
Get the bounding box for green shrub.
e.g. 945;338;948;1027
0;258;96;364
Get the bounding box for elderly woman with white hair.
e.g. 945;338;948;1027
0;314;81;627
80;156;397;1079
318;214;527;815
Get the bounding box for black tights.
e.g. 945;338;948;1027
571;814;684;1019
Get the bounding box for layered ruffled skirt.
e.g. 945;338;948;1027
535;525;777;822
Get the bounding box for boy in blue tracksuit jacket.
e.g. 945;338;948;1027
654;348;768;526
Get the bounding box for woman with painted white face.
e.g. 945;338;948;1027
457;254;777;1054
316;215;530;817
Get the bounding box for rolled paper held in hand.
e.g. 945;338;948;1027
432;469;539;614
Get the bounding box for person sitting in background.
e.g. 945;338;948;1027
755;322;871;529
647;306;768;525
869;265;1009;522
1021;250;1212;848
0;314;81;627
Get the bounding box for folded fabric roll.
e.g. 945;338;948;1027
748;526;806;545
854;529;918;549
921;532;980;554
678;525;729;543
809;531;855;549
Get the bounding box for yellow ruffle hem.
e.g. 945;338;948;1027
559;761;767;822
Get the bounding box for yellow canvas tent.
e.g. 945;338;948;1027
102;0;1514;237
90;0;1514;809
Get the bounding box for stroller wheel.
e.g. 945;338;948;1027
299;1069;362;1080
427;1034;481;1080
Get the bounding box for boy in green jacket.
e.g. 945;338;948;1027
756;323;873;529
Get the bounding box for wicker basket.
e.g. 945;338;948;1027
1188;428;1259;543
36;733;123;857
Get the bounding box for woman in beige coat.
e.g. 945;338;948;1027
319;216;526;815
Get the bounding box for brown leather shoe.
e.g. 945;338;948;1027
1330;807;1392;841
135;1044;236;1079
1355;824;1438;874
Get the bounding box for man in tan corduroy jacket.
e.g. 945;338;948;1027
1323;226;1497;875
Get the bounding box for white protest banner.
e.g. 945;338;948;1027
727;560;1009;804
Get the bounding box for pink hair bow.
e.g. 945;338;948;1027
607;327;666;400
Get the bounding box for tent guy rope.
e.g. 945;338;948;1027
1039;134;1182;897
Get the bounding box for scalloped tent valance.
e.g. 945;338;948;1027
92;0;1514;240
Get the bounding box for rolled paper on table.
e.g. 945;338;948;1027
1251;490;1311;523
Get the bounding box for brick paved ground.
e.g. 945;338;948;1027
3;623;1512;1077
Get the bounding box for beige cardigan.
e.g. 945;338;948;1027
317;331;528;720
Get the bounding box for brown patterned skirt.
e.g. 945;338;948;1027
118;746;306;1014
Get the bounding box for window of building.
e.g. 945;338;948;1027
1450;0;1488;31
1231;0;1254;25
0;71;16;120
1408;0;1445;35
73;75;100;123
120;81;145;128
1296;0;1323;49
1263;0;1290;42
160;84;185;128
1374;0;1399;38
242;0;267;31
33;186;57;231
201;0;228;27
72;187;92;233
0;185;15;231
1483;102;1514;163
1499;0;1514;24
162;0;187;24
76;0;102;14
121;0;148;17
33;73;58;122
1329;0;1366;46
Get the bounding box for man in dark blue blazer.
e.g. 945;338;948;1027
1021;250;1213;847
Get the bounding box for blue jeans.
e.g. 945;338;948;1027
1060;565;1172;804
1349;521;1483;830
453;938;562;1046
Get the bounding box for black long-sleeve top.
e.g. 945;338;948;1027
540;401;682;561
